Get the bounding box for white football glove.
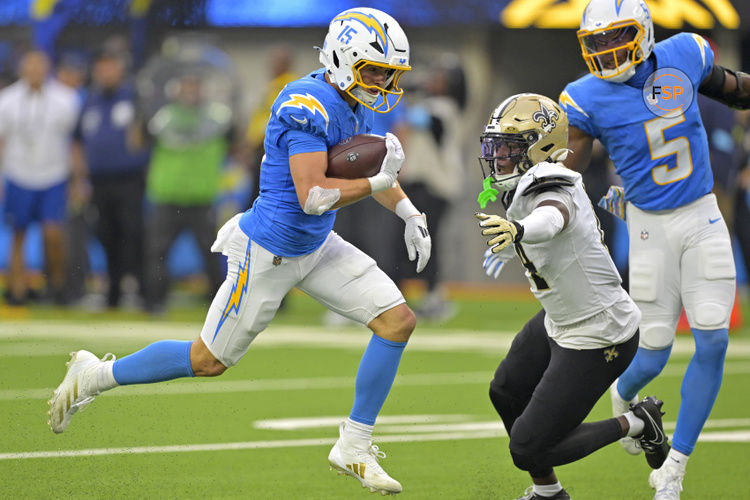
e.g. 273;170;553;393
475;212;524;253
368;132;404;193
404;213;431;273
483;247;505;279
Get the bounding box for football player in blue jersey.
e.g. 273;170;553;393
47;8;431;496
559;1;749;498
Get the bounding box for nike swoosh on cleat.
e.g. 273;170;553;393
709;217;721;224
643;411;665;445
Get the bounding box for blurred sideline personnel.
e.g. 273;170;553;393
48;8;431;496
243;45;297;206
476;93;666;500
0;50;79;305
142;73;229;313
56;51;90;303
396;57;466;320
560;0;749;498
72;47;150;309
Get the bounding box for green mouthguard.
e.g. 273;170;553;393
477;177;499;209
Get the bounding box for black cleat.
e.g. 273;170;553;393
516;487;571;499
630;396;670;469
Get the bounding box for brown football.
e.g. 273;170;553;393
326;134;387;179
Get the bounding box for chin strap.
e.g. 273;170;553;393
548;148;571;162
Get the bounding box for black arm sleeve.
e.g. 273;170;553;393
698;64;750;110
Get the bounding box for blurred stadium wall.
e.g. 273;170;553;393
0;0;746;286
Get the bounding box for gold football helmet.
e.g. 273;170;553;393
479;93;568;191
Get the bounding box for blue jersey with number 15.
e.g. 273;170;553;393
239;69;373;257
560;33;714;211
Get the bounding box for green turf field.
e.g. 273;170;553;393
1;292;748;499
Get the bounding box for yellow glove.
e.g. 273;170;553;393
475;212;524;253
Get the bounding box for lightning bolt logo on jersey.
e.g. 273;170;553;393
560;33;714;211
277;93;330;131
238;69;373;257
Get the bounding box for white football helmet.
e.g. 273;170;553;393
479;93;569;192
578;0;654;82
318;8;410;113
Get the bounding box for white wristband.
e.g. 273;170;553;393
368;173;396;194
395;198;420;222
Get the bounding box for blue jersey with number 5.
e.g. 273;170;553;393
560;33;714;211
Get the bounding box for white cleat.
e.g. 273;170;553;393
47;350;114;434
649;459;685;500
610;379;642;455
328;423;402;495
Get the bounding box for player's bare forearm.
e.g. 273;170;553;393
699;64;750;109
372;182;407;213
563;126;594;172
289;151;373;212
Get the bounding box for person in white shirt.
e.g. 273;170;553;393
474;93;667;500
0;50;79;304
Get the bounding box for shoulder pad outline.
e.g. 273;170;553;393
522;176;575;197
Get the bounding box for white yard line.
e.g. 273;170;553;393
3;322;750;357
3;361;750;401
2;426;749;461
0;430;503;460
0;371;492;401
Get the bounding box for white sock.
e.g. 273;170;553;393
533;482;562;497
624;410;644;436
666;448;689;471
95;360;118;392
344;417;374;443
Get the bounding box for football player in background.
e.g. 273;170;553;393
559;0;749;498
475;93;666;500
48;8;431;496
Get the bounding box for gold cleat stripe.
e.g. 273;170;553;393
73;380;79;401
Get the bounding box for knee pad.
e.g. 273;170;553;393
688;294;734;330
509;437;541;472
489;371;522;418
684;240;735;330
638;324;676;350
510;450;535;472
489;378;508;416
